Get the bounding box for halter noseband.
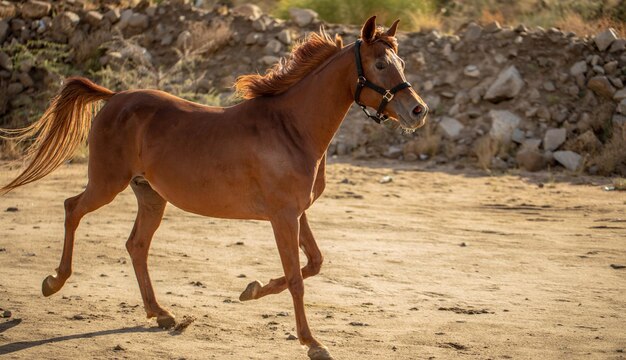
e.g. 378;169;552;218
354;39;412;124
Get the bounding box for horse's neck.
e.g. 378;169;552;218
278;48;355;158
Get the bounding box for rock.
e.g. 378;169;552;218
553;151;582;171
463;65;480;78
543;81;555;92
7;82;23;95
593;28;618;51
252;18;266;32
604;60;618;75
543;128;567;151
609;39;626;52
104;8;121;23
17;72;34;88
117;9;134;30
489;110;521;142
511;128;525;144
569;61;587;76
521;138;542;151
21;0;51;19
264;39;282;54
587;76;616;99
277;29;291;45
463;23;482;42
614;88;626;102
618;99;626;115
286;333;298;340
484;66;524;102
11;94;33;107
1;310;11;318
484;21;501;33
516;150;545;172
0;51;11;71
85;11;104;27
614;114;626;127
0;20;7;43
383;145;403;159
128;13;149;29
288;8;318;27
610;77;624;89
54;11;80;34
231;4;262;20
438;116;464;139
259;55;279;66
245;33;261;45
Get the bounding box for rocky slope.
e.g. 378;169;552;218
1;0;625;175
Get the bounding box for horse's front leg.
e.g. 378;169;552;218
239;211;323;300
264;211;332;360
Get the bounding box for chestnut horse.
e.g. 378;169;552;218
1;16;427;360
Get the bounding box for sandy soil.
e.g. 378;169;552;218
0;160;624;360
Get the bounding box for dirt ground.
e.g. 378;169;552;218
0;160;624;360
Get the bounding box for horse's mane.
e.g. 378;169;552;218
234;27;397;99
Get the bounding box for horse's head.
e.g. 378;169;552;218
353;16;428;130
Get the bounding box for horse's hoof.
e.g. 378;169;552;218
157;314;176;329
308;345;334;360
42;275;60;297
239;280;263;301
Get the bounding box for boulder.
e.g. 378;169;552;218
488;110;521;142
587;76;616;99
516;149;545;172
264;39;282;55
260;55;279;66
463;64;480;78
0;51;11;71
0;20;7;43
231;4;262;20
85;11;104;27
593;28;618;51
609;39;626;52
7;82;23;95
569;61;587;76
614;88;626;102
484;66;524;102
104;8;121;23
463;23;482;42
617;99;626;115
128;13;149;29
277;29;291;45
543;128;567;151
553;151;582;171
288;8;318;27
20;0;51;19
54;11;80;34
438;116;464;139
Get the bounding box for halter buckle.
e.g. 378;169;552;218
383;90;394;102
357;76;367;85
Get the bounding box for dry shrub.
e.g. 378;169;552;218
0;139;21;160
407;12;443;32
591;133;626;175
473;135;499;170
415;121;441;156
179;20;232;55
72;29;112;64
556;12;626;37
480;9;505;25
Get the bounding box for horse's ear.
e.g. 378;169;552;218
386;19;400;37
361;15;377;42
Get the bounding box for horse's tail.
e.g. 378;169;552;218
0;77;115;195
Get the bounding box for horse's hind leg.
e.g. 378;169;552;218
126;177;174;329
240;212;323;301
42;180;128;296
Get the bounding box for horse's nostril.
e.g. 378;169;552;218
412;105;423;115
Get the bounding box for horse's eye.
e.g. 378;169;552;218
375;62;386;70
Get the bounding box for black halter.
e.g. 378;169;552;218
354;39;412;124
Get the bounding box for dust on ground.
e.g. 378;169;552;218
0;161;624;359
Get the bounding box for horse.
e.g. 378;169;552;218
0;16;427;360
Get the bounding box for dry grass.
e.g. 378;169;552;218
473;135;499;170
591;132;626;175
0;139;20;160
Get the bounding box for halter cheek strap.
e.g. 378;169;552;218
354;39;412;124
